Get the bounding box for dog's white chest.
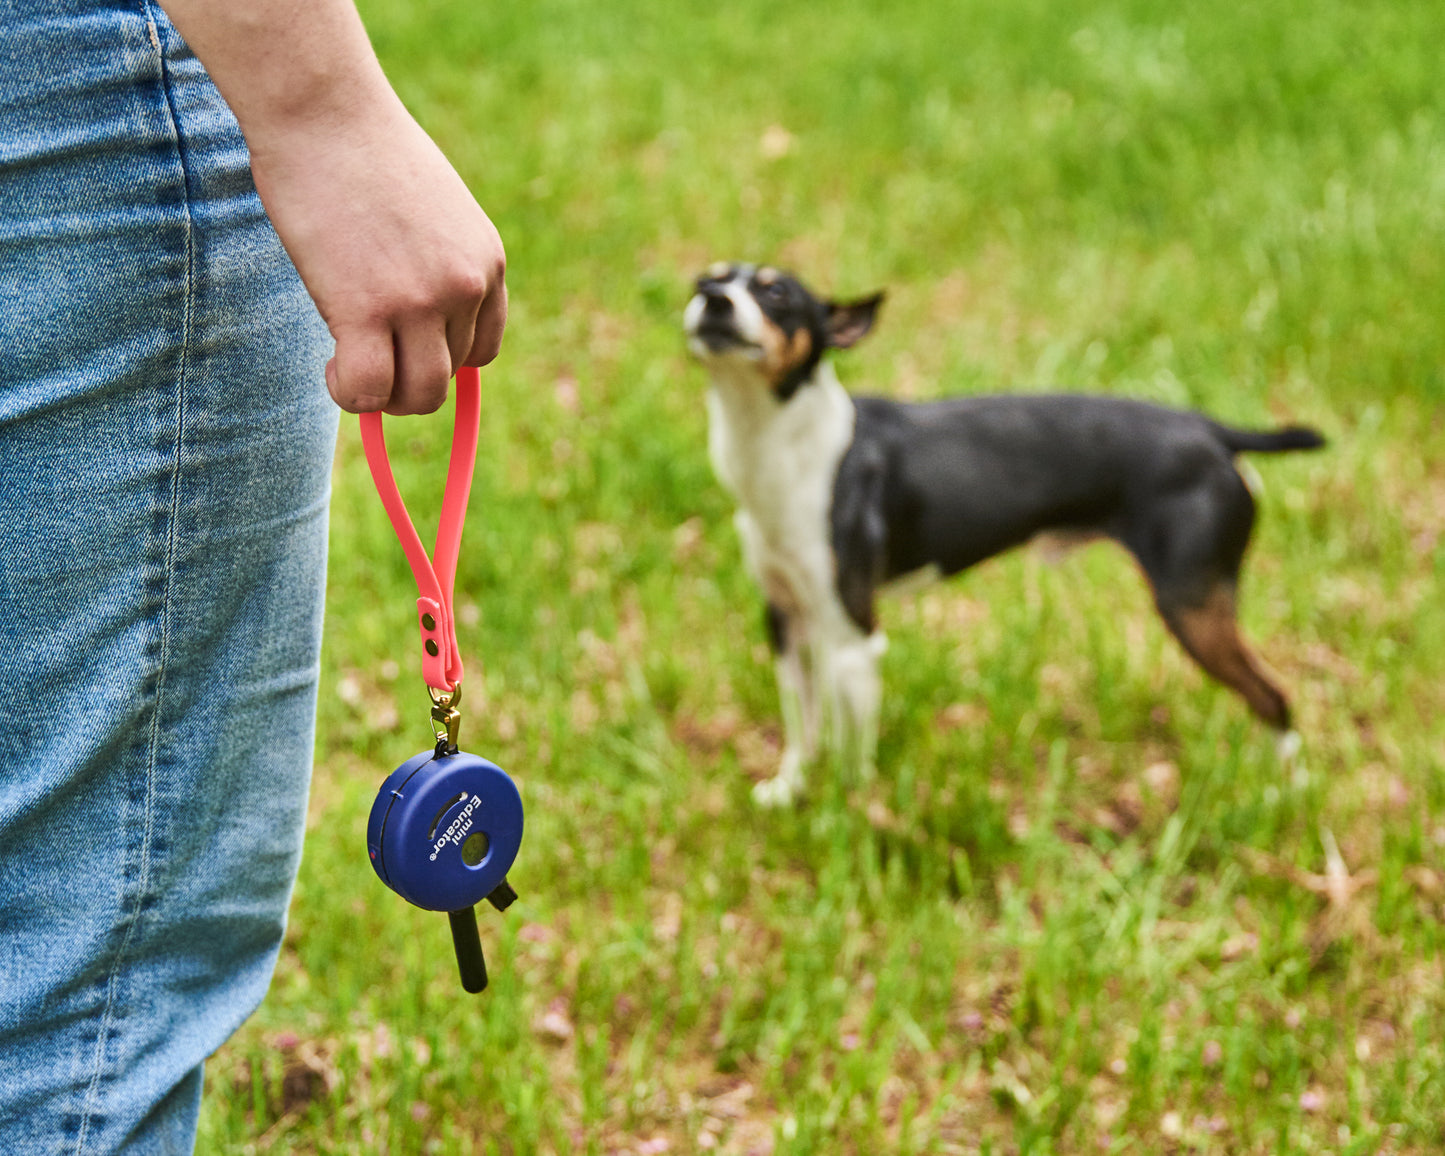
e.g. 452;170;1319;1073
706;366;856;626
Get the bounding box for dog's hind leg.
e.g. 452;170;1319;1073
826;629;887;784
1128;467;1293;730
1158;583;1291;729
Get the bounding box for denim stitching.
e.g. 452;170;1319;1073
72;6;195;1151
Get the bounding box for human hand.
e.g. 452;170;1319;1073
152;0;507;415
248;99;507;415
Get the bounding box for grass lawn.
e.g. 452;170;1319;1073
199;1;1445;1151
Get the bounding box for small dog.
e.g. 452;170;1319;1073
684;262;1324;806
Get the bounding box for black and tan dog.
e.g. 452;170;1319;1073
684;262;1324;805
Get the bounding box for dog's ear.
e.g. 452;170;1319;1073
824;292;885;349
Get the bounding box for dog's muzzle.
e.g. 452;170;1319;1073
686;290;752;354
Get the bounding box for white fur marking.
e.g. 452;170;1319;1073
701;355;891;799
705;359;856;628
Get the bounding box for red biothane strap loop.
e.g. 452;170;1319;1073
358;366;481;693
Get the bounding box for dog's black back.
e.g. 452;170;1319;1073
832;394;1323;725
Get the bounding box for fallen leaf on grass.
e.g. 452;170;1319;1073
1142;760;1180;804
1237;828;1379;960
535;998;575;1043
1406;865;1442;897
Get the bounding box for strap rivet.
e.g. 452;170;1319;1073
422;613;437;631
425;640;440;657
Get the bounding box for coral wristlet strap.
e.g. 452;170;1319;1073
359;365;519;998
358;366;481;694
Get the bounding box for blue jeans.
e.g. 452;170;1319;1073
0;3;337;1152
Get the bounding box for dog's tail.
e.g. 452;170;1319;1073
1208;421;1326;456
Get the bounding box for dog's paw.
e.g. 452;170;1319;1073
752;748;807;808
752;773;801;808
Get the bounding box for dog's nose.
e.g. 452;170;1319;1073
700;289;733;318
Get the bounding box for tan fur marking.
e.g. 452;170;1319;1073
1167;585;1290;728
757;318;815;389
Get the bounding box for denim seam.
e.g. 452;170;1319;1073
72;6;195;1152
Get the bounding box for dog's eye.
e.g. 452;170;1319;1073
761;282;788;303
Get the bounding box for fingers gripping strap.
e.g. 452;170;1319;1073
358;367;482;692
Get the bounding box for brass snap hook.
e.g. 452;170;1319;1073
428;682;462;754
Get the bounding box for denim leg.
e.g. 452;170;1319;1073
0;4;337;1152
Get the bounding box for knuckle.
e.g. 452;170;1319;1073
328;376;389;413
452;267;492;303
397;358;451;415
400;382;447;416
474;332;503;366
447;262;502;308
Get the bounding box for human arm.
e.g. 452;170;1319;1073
154;0;506;415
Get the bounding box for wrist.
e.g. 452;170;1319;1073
156;0;404;154
240;68;409;163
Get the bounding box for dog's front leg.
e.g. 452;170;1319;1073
754;646;813;807
754;604;818;807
